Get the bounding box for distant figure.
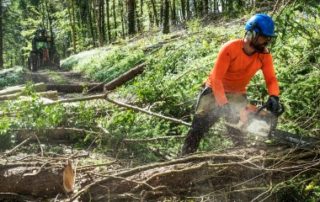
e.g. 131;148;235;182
181;14;281;155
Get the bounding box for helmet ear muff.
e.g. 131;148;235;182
246;22;258;41
246;30;256;41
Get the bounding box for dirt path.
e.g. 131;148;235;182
24;69;91;85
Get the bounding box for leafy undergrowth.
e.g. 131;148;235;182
0;66;25;89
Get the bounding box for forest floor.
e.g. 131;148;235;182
25;69;88;85
1;67;319;202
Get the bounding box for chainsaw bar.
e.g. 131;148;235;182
273;129;320;149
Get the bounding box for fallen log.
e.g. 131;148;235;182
104;63;146;91
0;83;46;96
71;147;320;202
0;159;75;198
46;83;103;93
87;62;146;93
0;90;58;101
15;127;99;144
123;135;185;144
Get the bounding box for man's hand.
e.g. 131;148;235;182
266;96;281;115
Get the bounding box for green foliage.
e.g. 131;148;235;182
3;87;65;129
0;67;25;89
99;108;187;162
0;83;99;148
274;174;320;202
66;102;96;129
61;45;144;83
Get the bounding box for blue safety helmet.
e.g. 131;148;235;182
245;14;276;37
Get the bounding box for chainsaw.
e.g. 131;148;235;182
226;101;318;149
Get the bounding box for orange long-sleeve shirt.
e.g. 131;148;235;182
206;39;280;106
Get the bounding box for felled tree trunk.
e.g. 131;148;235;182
46;83;103;93
15;127;94;144
0;159;75;199
0;83;46;96
74;146;320;201
0;90;58;101
86;62;146;93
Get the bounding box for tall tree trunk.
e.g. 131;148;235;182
112;0;117;38
138;0;144;31
162;0;170;34
98;0;105;46
221;0;225;13
192;0;197;17
186;0;191;19
127;0;136;35
214;0;218;13
147;1;154;28
171;0;176;26
44;0;54;46
150;0;159;26
106;0;111;43
160;0;164;25
180;0;186;21
198;0;203;17
0;0;3;69
136;0;141;32
88;0;96;47
95;0;102;46
120;0;125;38
68;0;77;53
203;0;209;15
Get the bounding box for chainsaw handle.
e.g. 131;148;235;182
256;103;285;117
256;104;267;115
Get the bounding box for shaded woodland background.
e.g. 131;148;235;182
0;0;291;68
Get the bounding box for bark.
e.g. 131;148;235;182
112;0;117;38
203;0;209;15
106;0;111;42
162;0;170;34
68;0;77;53
46;83;104;93
72;147;320;201
96;0;105;46
193;0;197;17
0;0;4;69
104;63;145;91
44;0;54;41
171;0;176;26
186;0;191;19
180;0;186;20
140;0;144;26
150;0;159;26
147;1;154;28
127;0;136;35
87;62;146;93
15;127;95;144
0;83;47;96
0;90;58;101
0;159;75;197
88;0;97;47
120;0;125;38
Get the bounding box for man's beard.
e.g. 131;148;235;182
250;41;268;53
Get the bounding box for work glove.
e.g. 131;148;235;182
266;95;281;116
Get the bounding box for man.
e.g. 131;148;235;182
181;14;281;155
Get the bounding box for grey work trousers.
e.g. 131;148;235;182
181;87;247;155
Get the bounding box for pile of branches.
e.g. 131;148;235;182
70;146;320;202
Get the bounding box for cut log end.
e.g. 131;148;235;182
63;160;76;193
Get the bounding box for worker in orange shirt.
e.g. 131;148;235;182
181;14;281;155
